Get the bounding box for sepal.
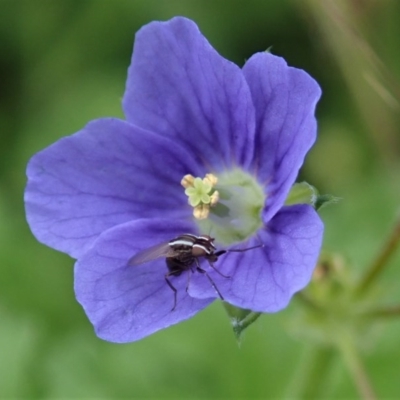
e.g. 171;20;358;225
222;302;262;342
285;182;340;210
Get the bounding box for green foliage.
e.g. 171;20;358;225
1;0;400;398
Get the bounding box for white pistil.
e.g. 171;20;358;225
181;173;219;220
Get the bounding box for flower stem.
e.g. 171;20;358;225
285;345;335;400
355;214;400;296
361;305;400;319
336;333;377;400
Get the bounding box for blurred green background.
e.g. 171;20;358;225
1;0;400;398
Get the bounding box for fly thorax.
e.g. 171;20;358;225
191;245;208;257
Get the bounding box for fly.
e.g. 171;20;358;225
128;234;262;311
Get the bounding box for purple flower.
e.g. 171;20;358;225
25;17;323;342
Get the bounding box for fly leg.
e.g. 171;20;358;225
209;250;230;278
185;268;192;295
165;272;178;312
194;259;224;300
207;259;230;278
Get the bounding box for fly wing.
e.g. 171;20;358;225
128;242;179;266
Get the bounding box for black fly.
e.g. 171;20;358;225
128;234;261;311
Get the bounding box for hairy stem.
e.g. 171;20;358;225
355;215;400;296
337;333;377;400
361;305;400;319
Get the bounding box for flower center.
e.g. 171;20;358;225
182;169;265;245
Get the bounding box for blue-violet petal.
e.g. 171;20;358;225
243;52;321;222
123;16;256;171
25;118;199;258
74;218;212;343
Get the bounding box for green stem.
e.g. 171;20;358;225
355;215;400;296
336;333;377;400
285;345;335;400
361;305;400;319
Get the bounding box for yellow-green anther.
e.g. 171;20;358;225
193;204;210;220
210;191;219;207
204;173;218;187
181;174;195;189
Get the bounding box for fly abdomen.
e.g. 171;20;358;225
166;255;194;275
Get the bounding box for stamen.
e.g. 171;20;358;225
181;174;195;189
204;173;218;187
193;204;210;220
210;191;219;207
